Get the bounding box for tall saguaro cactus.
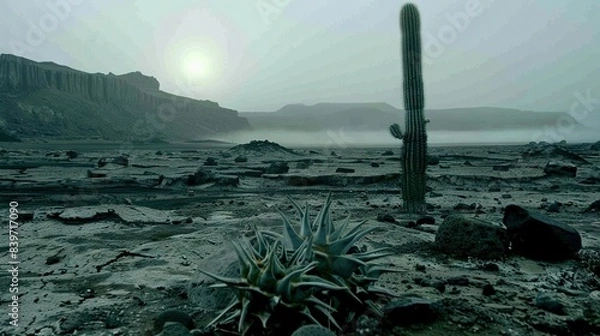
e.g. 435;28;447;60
390;3;427;213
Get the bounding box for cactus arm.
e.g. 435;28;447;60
389;123;403;140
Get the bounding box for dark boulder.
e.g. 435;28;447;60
503;204;582;260
435;215;509;260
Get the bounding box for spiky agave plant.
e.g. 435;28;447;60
198;193;398;334
198;227;345;335
277;193;399;317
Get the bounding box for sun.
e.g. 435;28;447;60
163;35;224;89
183;54;209;81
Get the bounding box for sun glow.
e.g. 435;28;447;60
164;37;223;88
183;54;209;80
181;53;211;81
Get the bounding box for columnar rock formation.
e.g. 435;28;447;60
0;54;250;140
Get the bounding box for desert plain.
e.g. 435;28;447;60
0;139;599;336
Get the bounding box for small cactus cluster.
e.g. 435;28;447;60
198;193;397;335
389;3;428;214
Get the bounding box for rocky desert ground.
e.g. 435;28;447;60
0;139;599;336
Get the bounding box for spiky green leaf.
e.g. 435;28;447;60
278;209;304;250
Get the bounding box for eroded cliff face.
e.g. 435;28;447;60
0;54;250;140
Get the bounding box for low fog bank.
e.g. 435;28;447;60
218;128;599;148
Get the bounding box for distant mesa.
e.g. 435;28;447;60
185;139;234;145
241;102;588;133
0;54;250;141
131;136;170;144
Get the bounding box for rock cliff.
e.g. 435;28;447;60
0;54;250;140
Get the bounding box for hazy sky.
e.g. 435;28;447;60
1;0;598;114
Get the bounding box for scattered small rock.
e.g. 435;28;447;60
98;155;128;167
104;311;121;329
160;322;193;336
547;201;561;213
154;310;194;333
482;283;496;296
19;212;34;221
429;191;443;198
454;203;477;211
405;220;418;228
544;161;577;177
583;200;600;213
383;295;439;326
481;263;500;272
87;170;107;178
335;167;355;173
426;155;440;165
203;157;217;166
376;213;397;224
265;161;289;174
291;324;335;336
429;280;446;293
186;168;239;187
416;215;435;225
446;276;470;286
534;292;566;315
46;255;61;265
65;150;78;159
296;161;310;169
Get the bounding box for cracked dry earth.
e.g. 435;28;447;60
0;141;599;336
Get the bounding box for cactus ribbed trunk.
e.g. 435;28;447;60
400;3;427;213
